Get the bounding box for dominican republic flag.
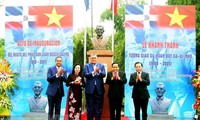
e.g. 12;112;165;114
5;6;73;30
125;5;195;29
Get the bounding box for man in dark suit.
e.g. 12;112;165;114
106;62;127;120
84;53;106;120
129;62;150;120
46;56;67;120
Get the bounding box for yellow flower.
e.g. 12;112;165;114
0;58;18;111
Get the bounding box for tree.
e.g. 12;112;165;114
73;28;93;67
100;6;125;71
0;39;4;59
100;0;149;71
168;0;200;68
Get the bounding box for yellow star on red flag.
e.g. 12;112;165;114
44;7;65;27
165;7;188;28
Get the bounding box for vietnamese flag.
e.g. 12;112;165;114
150;5;195;28
29;6;73;28
110;0;118;15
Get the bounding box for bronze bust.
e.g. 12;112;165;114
92;25;108;50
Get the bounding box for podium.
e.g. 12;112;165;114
22;112;48;120
87;49;114;119
148;114;174;120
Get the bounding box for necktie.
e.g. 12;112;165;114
93;64;97;84
57;67;60;71
114;72;117;79
138;72;140;77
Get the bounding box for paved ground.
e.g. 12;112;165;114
0;113;193;120
1;116;192;120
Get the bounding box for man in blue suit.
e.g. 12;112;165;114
46;56;67;120
84;53;106;120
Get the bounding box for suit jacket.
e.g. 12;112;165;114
46;66;67;97
129;71;150;99
106;71;127;98
149;97;171;114
84;63;106;95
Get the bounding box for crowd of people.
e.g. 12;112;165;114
43;53;195;120
43;54;149;120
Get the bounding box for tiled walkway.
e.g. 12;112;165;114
1;113;193;120
1;116;193;120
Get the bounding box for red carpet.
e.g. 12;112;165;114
81;112;130;120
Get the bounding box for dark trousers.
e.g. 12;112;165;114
47;93;62;120
133;98;149;120
109;97;123;120
85;86;104;120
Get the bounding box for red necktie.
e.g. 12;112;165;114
115;72;117;79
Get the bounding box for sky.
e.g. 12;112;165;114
0;0;167;38
0;0;111;38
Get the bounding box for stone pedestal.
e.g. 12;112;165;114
22;112;48;120
87;49;114;119
148;114;174;120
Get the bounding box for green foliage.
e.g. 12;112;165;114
73;28;94;67
100;6;125;33
113;32;125;71
168;0;197;4
100;6;125;71
0;39;5;59
73;30;84;67
196;3;200;67
168;0;200;68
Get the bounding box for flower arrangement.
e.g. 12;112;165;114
0;58;18;114
191;65;200;114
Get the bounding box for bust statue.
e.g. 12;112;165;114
149;82;171;114
92;25;108;50
28;81;48;112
